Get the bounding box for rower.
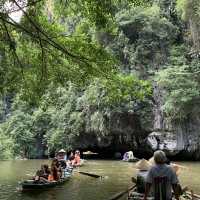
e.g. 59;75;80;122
144;150;180;200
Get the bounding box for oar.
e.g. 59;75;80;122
108;184;136;200
131;177;137;183
186;191;200;199
78;171;102;178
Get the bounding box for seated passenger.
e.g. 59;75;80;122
48;158;60;181
72;150;81;167
68;151;75;161
122;152;129;161
135;159;151;193
67;152;74;167
144;151;180;200
57;149;67;161
56;150;68;178
34;164;50;182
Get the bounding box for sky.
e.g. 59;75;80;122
3;0;27;23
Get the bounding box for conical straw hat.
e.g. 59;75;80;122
135;159;151;171
148;157;155;166
171;164;180;175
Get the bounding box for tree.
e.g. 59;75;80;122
0;0;152;99
156;62;200;119
177;0;200;54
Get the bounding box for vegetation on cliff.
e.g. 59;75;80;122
0;0;200;159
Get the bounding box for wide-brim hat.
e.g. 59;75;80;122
148;157;155;166
171;164;180;175
58;149;66;153
135;159;151;171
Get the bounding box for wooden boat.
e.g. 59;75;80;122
127;158;139;162
128;189;200;200
122;158;139;162
20;172;72;191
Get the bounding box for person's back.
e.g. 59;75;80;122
49;158;60;181
144;151;179;200
146;164;178;200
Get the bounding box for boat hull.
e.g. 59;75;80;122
128;190;200;200
21;175;71;190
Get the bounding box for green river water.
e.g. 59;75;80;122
0;160;199;200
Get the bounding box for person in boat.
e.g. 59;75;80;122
123;151;136;161
56;149;68;177
48;158;61;181
149;156;184;176
123;151;133;161
72;150;81;167
67;151;75;167
56;149;67;167
68;151;75;161
143;150;180;200
123;152;129;161
34;164;50;182
135;159;151;194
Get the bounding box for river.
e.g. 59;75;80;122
0;160;199;200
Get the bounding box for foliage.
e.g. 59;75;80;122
176;0;200;52
44;76;152;152
0;129;14;160
0;0;153;99
113;5;179;76
55;0;153;28
156;61;200;119
1;0;200;159
0;76;152;157
0;0;118;100
176;0;200;20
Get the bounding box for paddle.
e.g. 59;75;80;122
131;177;137;183
186;191;200;199
78;171;103;178
108;184;136;200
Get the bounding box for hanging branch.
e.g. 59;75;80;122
0;18;31;97
0;14;105;77
0;1;113;81
1;18;25;78
0;13;93;71
13;0;115;80
12;0;90;63
37;30;48;82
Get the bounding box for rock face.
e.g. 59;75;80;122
111;5;200;160
147;85;200;160
73;111;149;158
147;117;200;160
